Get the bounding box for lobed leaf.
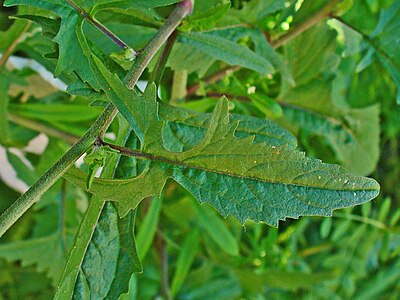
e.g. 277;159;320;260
64;57;380;226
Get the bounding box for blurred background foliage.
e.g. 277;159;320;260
1;0;400;299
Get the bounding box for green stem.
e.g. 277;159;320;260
0;0;194;238
124;0;193;89
66;0;133;51
8;113;79;144
0;22;31;67
151;30;178;85
0;104;117;238
171;70;188;104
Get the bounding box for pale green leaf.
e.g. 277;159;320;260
0;233;67;285
179;31;275;75
170;229;200;296
196;204;239;256
180;0;230;32
136;197;162;261
0;71;11;145
279;25;380;175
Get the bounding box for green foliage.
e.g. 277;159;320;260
0;0;399;299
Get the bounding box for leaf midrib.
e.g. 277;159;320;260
103;141;378;193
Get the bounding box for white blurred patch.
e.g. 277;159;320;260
0;146;29;193
23;133;49;155
8;55;67;91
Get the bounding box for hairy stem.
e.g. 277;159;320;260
0;104;117;238
0;0;194;238
124;0;193;89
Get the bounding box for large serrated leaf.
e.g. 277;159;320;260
64;57;380;226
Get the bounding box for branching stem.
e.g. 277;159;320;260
66;0;133;51
0;0;194;238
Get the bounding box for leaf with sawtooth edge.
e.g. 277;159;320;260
64;57;380;226
4;0;101;89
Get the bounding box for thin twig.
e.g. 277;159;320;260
151;30;178;84
271;0;340;49
124;0;193;89
60;179;68;254
186;66;241;97
186;0;340;96
66;0;133;51
0;22;31;67
8;113;79;144
155;229;172;300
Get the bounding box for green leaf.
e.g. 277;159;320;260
136;197;162;261
55;200;141;300
180;0;230;32
170;229;200;296
0;70;11;145
0;233;67;285
248;93;283;119
0;17;30;53
228;0;285;24
65;58;380;226
195;204;239;256
4;0;101;88
56;122;141;300
235;269;337;292
14;14;60;39
179;31;275;75
159;103;297;151
363;1;400;103
166;43;216;76
280;25;380;175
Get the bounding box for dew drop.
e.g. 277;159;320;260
318;176;321;179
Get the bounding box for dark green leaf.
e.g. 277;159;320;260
65;58;380;226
